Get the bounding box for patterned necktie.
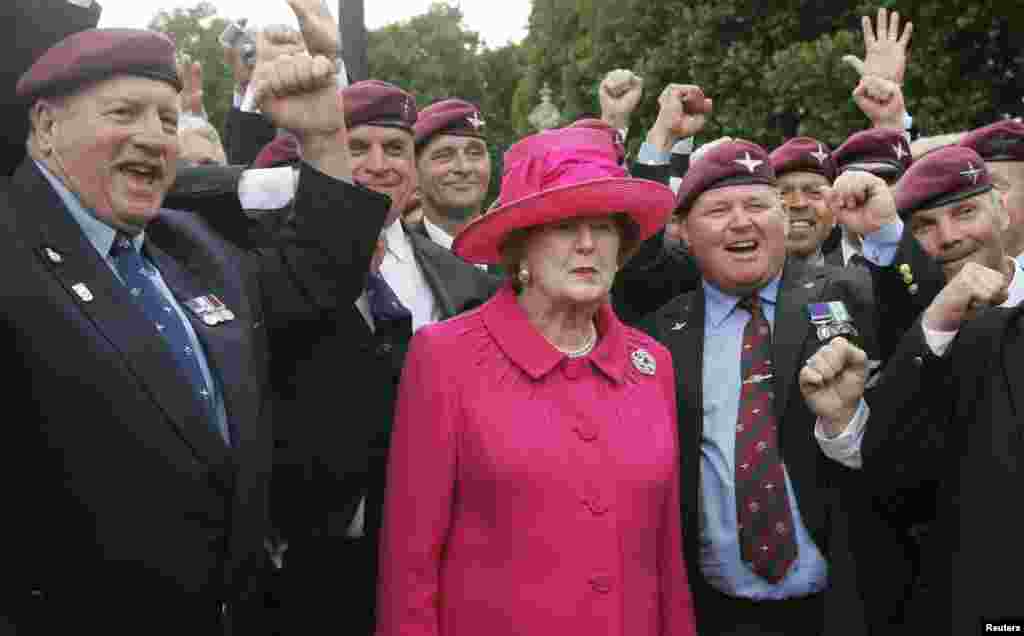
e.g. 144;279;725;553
366;271;412;323
109;234;227;444
734;294;797;583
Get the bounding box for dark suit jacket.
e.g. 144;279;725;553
0;159;387;633
0;0;101;176
223;107;278;167
862;307;1024;634
610;160;701;325
640;259;911;634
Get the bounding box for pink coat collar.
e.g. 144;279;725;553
480;283;628;384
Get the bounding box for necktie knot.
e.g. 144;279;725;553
739;294;761;315
366;271;412;323
111;232;135;255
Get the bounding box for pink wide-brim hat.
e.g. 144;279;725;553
453;127;675;265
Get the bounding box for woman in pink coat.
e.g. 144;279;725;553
375;126;697;636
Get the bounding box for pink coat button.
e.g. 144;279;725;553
589;575;612;593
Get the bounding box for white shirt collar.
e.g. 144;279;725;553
382;218;414;263
423;216;455;251
840;228;863;265
1004;256;1024;308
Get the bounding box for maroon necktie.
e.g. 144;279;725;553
735;294;797;583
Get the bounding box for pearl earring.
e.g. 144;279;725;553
518;266;530;286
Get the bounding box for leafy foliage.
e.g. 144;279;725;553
516;0;1023;150
148;2;235;135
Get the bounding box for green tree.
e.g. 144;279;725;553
517;0;1022;150
368;2;485;107
149;2;235;135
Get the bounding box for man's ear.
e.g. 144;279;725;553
675;212;692;246
29;100;60;156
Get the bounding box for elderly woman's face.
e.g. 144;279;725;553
521;215;621;304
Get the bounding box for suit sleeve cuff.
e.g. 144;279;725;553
922;323;957;356
814;398;868;469
238;167;300;210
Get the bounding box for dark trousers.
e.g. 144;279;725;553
267;535;377;636
692;579;825;636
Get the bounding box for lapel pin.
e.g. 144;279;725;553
185;294;235;326
672;321;687;331
631;348;657;375
71;282;93;303
803;281;815;289
908;283;919;295
44;247;63;264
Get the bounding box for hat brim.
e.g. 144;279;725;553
839;161;903;179
453;177;675;265
899;183;994;219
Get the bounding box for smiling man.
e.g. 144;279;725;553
412;98;491;250
960;119;1024;264
831;145;1024;307
641;139;905;635
769;137;840;266
3;27;389;633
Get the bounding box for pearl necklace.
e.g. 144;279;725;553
554;321;598;358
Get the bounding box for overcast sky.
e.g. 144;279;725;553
97;0;531;48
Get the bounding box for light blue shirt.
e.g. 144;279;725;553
699;276;829;599
859;218;904;267
35;161;230;444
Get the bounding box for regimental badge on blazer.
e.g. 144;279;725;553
806;301;858;342
185;294;235;326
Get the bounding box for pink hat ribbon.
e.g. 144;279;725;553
499;141;626;206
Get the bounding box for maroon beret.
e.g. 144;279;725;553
342;80;417;132
414;99;486;150
675;140;776;214
769;137;836;182
570;118;626;163
833;128;911;180
960;119;1024;162
16;28;181;102
895;146;992;219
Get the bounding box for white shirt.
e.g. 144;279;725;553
423;216;455;251
840;229;864;266
1004;257;1024;307
379;219;439;333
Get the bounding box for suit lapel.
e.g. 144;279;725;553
824;246;845;267
655;290;705;560
15;163;233;476
1003;310;1024;451
771;260;826;419
145;241;260;458
405;225;460;318
670;292;705;445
